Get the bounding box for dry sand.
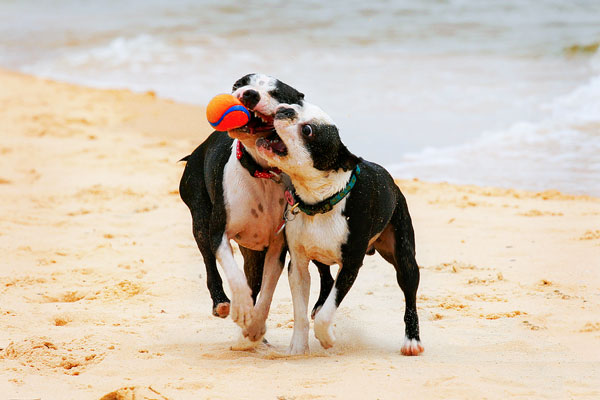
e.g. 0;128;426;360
1;69;599;399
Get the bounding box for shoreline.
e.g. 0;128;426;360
5;67;599;199
1;69;599;399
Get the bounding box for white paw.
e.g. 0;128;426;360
401;336;424;356
314;318;336;349
230;285;254;329
231;331;260;351
243;318;267;343
287;333;309;355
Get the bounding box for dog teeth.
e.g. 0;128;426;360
252;111;269;124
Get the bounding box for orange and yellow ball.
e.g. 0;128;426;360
206;94;250;131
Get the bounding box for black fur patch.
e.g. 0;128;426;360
302;123;360;171
232;74;253;92
269;80;305;105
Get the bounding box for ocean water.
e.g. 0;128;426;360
1;0;599;195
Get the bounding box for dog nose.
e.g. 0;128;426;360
275;107;296;120
241;89;260;109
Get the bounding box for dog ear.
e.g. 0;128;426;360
338;144;360;171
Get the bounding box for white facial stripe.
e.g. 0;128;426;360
296;102;335;125
232;74;279;116
249;73;277;92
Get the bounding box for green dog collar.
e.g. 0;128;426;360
286;165;361;216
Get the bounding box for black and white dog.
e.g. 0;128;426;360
179;74;333;344
256;102;424;356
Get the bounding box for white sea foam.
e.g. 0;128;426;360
3;0;600;195
389;50;600;196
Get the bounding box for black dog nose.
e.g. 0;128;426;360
241;89;260;109
275;107;296;120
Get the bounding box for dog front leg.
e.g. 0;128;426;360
215;234;254;329
314;258;363;349
287;253;311;355
243;237;286;342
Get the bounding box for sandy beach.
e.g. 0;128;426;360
1;69;599;399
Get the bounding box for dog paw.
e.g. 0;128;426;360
314;319;336;349
287;342;309;355
401;337;424;356
287;333;309;355
213;302;230;318
243;319;267;342
230;286;254;328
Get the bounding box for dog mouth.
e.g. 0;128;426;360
256;131;288;156
230;109;275;137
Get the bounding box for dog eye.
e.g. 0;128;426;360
302;124;313;137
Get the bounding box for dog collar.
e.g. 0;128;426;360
285;165;361;216
236;140;282;180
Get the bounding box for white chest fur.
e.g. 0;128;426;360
285;198;350;266
222;143;286;251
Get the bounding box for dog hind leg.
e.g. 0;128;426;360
192;213;230;318
239;246;266;304
376;198;423;356
392;236;423;355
